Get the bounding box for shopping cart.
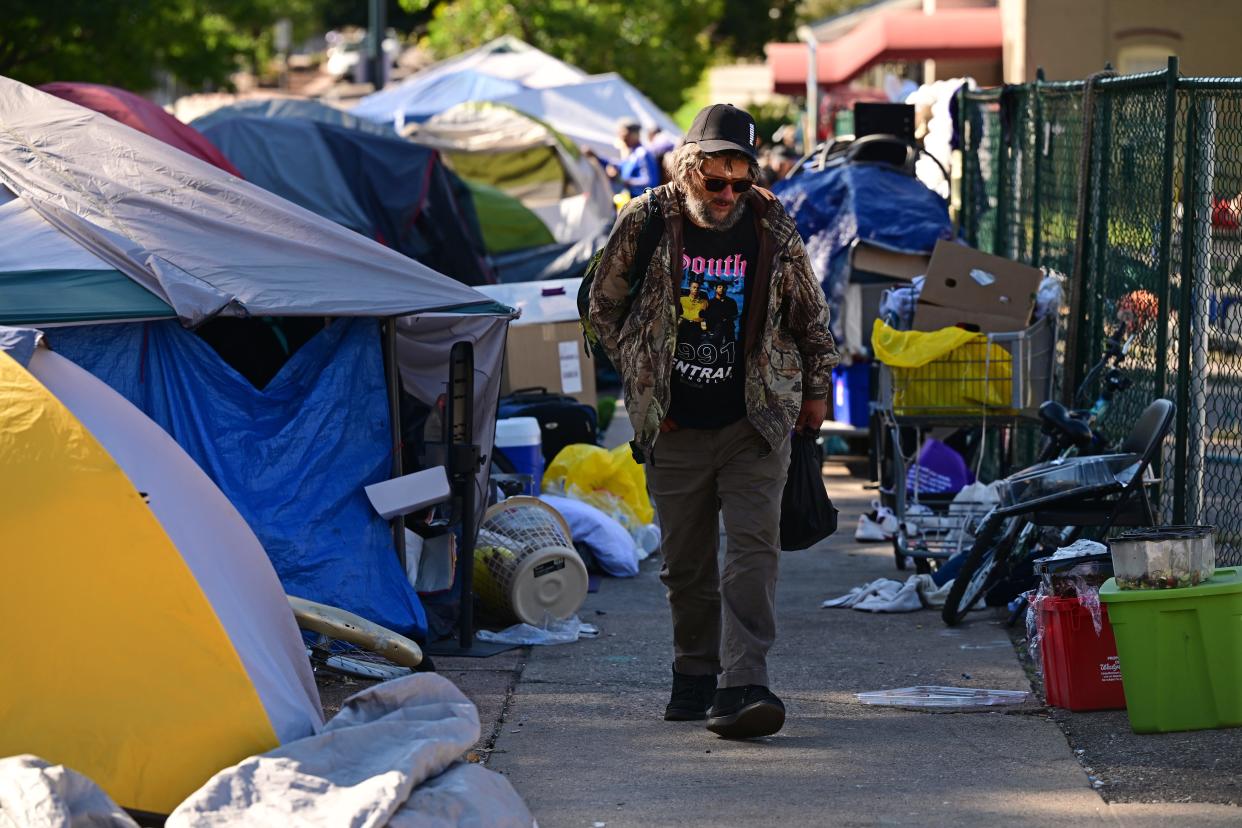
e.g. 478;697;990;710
875;315;1058;571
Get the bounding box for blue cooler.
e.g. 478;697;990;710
495;417;544;495
832;362;870;427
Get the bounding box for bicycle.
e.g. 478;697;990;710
289;595;425;681
940;325;1174;626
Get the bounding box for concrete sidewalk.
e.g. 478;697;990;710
475;464;1239;827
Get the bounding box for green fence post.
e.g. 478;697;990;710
1150;57;1180;513
1032;69;1045;268
1173;95;1200;524
1063;82;1092;402
995;91;1009;256
960;86;974;245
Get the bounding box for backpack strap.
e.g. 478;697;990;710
626;188;665;302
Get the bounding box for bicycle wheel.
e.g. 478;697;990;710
941;511;1012;626
289;595;423;681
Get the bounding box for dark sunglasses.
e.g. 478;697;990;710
701;175;753;193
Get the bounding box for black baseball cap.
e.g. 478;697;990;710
685;104;757;160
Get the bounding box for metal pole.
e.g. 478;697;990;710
384;318;407;572
448;342;479;650
458;443;476;650
1032;68;1045;268
367;0;387;89
1174;98;1201;523
797;26;818;151
1187;99;1214;523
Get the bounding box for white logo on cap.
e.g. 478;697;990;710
749;124;755;145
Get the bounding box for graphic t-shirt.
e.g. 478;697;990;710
667;206;759;429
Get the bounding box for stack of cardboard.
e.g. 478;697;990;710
912;240;1042;334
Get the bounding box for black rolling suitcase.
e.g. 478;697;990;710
497;387;598;464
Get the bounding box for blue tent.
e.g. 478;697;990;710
200;117;496;286
191;98;397;136
773;163;953;341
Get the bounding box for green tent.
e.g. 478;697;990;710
462;180;556;254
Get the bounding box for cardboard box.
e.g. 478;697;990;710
919;239;1041;327
850;241;931;282
500;320;596;407
912;301;1031;334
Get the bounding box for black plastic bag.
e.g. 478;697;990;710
780;433;838;551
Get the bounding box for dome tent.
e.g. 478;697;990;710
349;37;680;160
196;116;496;285
190;96;397;137
39;81;244;177
406;101;614;251
351;35;587;129
491;72;681;159
0;329;323;814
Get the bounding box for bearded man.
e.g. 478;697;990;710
588;104;839;739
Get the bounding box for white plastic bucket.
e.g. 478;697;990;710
495;417;544;495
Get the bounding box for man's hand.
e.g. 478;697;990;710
794;399;828;436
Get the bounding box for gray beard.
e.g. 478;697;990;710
684;190;747;231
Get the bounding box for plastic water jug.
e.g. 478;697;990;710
495;417;544;495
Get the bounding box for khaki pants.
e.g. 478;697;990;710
647;418;791;689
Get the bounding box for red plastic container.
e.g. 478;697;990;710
1038;596;1127;711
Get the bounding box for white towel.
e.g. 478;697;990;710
821;579;904;609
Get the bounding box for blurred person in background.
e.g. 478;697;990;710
586;119;661;198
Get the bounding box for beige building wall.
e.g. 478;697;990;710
1007;0;1242;82
709;63;786;108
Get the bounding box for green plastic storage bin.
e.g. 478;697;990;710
1100;567;1242;733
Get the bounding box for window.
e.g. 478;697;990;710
1116;44;1176;75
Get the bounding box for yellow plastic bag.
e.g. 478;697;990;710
871;320;1014;412
542;443;654;527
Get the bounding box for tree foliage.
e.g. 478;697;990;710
796;0;879;26
715;0;799;59
1;0;318;91
415;0;723;113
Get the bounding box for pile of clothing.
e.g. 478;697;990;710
821;575;954;613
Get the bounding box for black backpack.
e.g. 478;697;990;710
577;191;664;362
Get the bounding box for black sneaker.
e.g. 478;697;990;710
664;669;717;721
706;685;786;738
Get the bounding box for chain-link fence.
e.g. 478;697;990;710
959;59;1242;565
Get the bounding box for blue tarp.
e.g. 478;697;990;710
47;318;427;638
773;163;953;340
351;70;524;127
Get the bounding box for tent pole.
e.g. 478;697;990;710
385;317;407;572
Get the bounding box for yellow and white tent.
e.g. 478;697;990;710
0;329;323;815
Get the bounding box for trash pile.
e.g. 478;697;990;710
492;435;660;581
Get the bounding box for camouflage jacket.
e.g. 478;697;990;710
588;183;838;461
